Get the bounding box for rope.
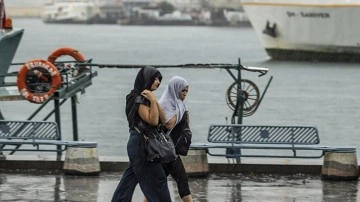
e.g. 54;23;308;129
12;60;238;69
82;63;238;69
11;60;268;74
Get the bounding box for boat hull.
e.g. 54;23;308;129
266;48;360;62
242;0;360;62
0;29;24;84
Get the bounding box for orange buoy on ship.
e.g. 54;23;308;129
47;47;86;63
4;17;12;30
17;59;61;104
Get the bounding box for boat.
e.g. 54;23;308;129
41;0;95;24
41;0;124;24
41;0;96;24
0;0;24;101
241;0;360;62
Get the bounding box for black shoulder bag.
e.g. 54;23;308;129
131;96;176;163
137;124;176;163
170;112;192;156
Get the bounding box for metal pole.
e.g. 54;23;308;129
236;59;244;163
71;96;79;141
27;94;53;121
54;96;62;160
237;58;244;125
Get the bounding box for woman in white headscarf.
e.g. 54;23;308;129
158;76;193;202
159;76;188;132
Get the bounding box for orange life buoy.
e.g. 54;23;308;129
17;59;61;104
47;47;85;63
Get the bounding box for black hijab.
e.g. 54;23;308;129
125;66;162;127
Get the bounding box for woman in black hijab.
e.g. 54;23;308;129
111;66;172;202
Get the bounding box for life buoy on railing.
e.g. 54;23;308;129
47;47;85;63
17;59;62;104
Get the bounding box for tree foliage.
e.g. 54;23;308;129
158;1;175;14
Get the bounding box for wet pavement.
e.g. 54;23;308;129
0;171;359;202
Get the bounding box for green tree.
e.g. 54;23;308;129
158;1;175;15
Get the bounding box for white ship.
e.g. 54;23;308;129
41;0;95;24
41;0;124;24
242;0;360;62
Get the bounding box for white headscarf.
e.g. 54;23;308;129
159;76;188;126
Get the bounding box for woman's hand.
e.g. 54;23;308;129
185;111;190;123
141;90;156;102
139;90;160;126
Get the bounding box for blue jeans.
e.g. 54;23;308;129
111;129;172;202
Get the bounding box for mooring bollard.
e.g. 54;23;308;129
63;146;100;175
182;148;209;178
321;151;359;181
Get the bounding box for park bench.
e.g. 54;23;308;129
0;120;97;154
190;124;356;159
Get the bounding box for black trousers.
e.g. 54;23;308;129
111;129;172;202
163;156;191;198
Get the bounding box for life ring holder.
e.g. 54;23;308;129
17;59;61;104
47;47;86;64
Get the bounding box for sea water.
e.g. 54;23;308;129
4;18;360;158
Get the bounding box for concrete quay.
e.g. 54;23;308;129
0;155;359;202
0;155;326;174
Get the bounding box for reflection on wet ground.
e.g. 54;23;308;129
0;172;358;202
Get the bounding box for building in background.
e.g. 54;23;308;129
209;0;242;10
150;0;249;26
5;0;43;17
158;0;203;11
207;0;249;26
5;0;249;26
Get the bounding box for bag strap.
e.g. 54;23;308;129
134;126;141;133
